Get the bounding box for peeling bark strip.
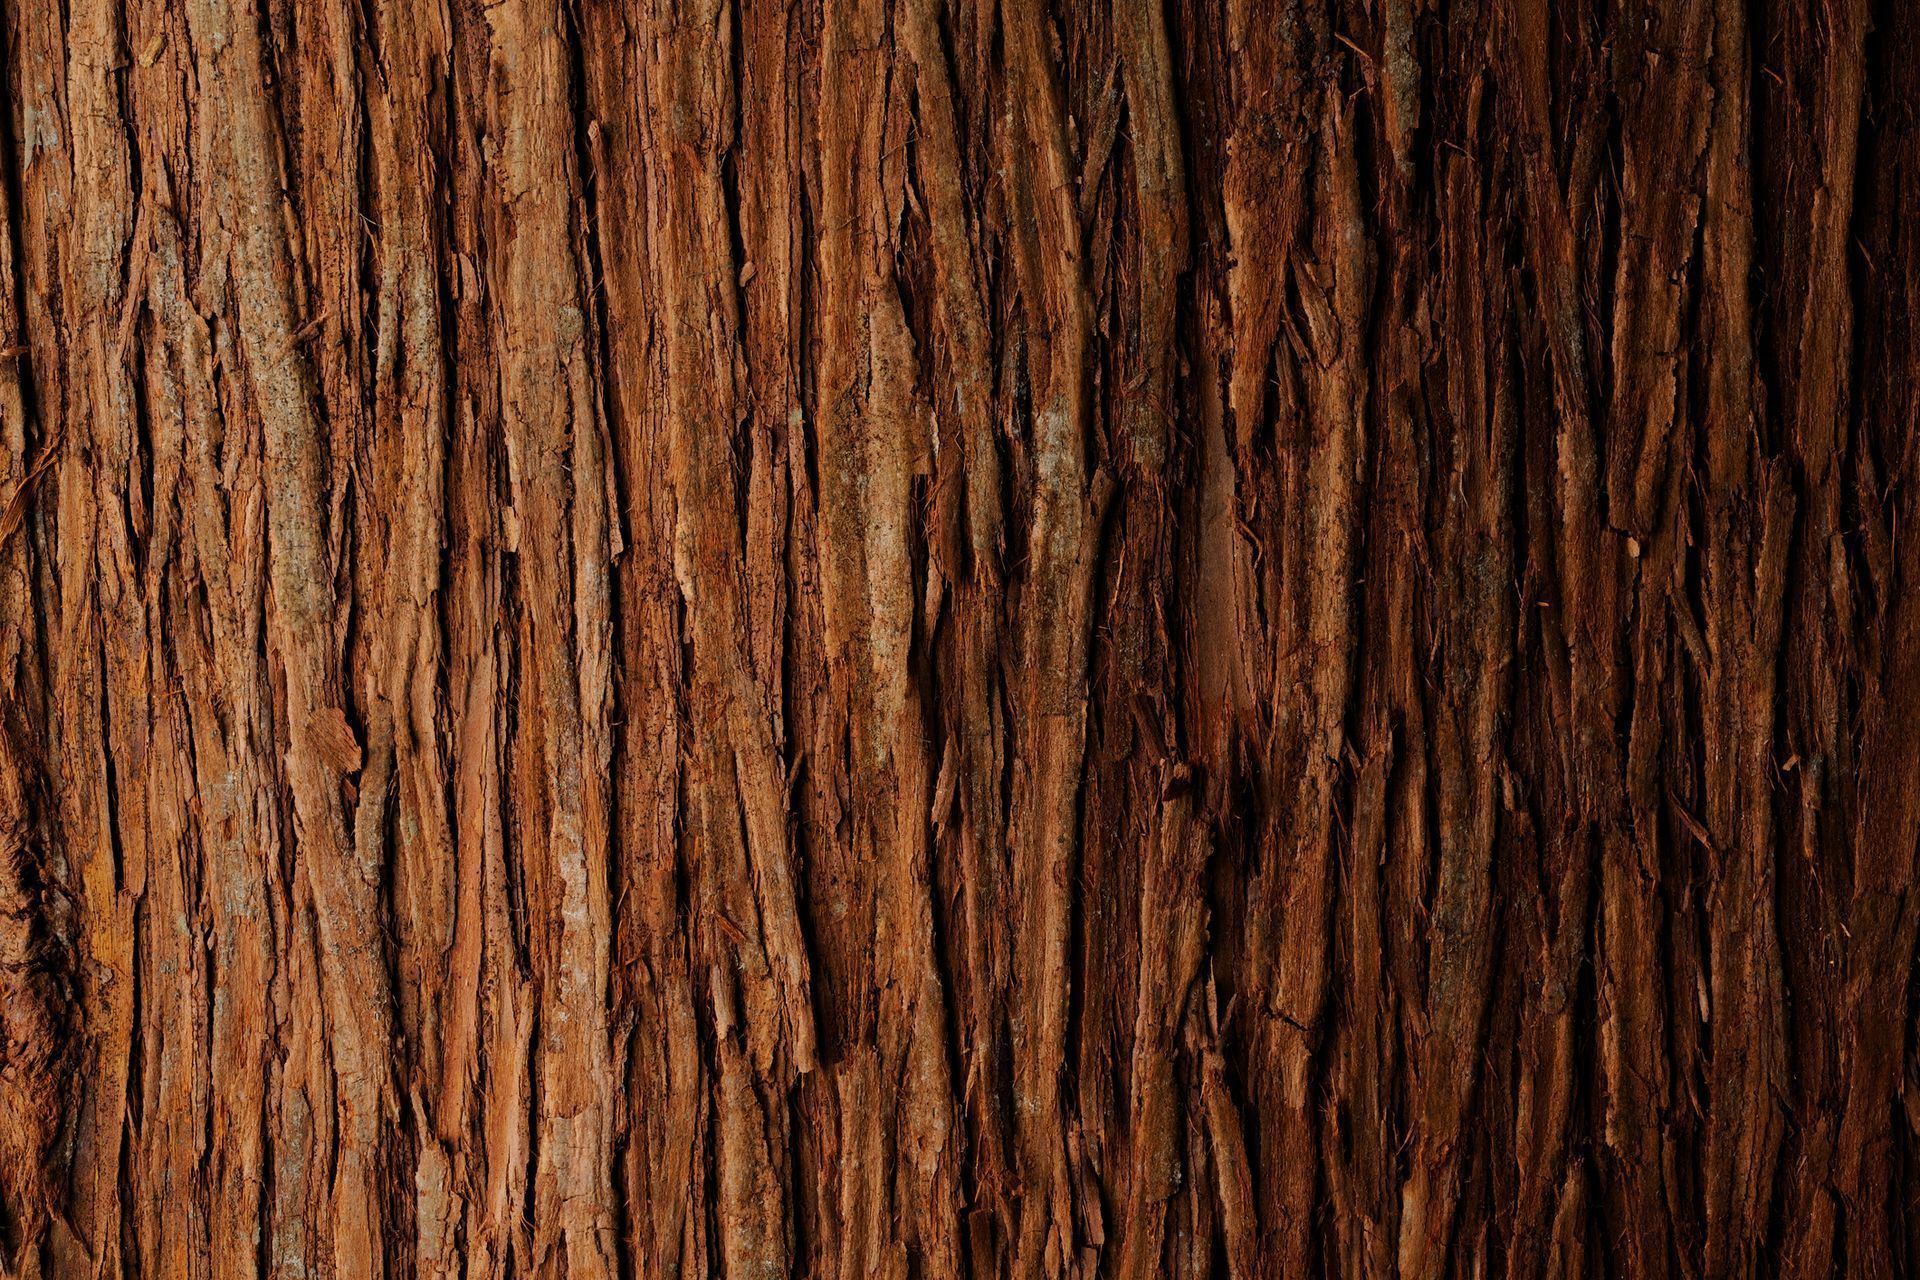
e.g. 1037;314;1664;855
2;0;1919;1276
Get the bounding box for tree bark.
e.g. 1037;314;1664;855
0;0;1916;1276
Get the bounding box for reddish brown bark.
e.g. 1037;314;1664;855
1;0;1918;1277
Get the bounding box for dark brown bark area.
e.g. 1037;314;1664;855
0;0;1917;1276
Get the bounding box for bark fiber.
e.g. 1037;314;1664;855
0;0;1917;1276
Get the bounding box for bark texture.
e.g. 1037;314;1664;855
0;0;1917;1276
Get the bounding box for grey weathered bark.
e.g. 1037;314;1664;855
1;0;1918;1277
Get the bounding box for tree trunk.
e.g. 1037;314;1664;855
0;0;1916;1276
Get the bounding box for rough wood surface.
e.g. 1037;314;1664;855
0;0;1917;1276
